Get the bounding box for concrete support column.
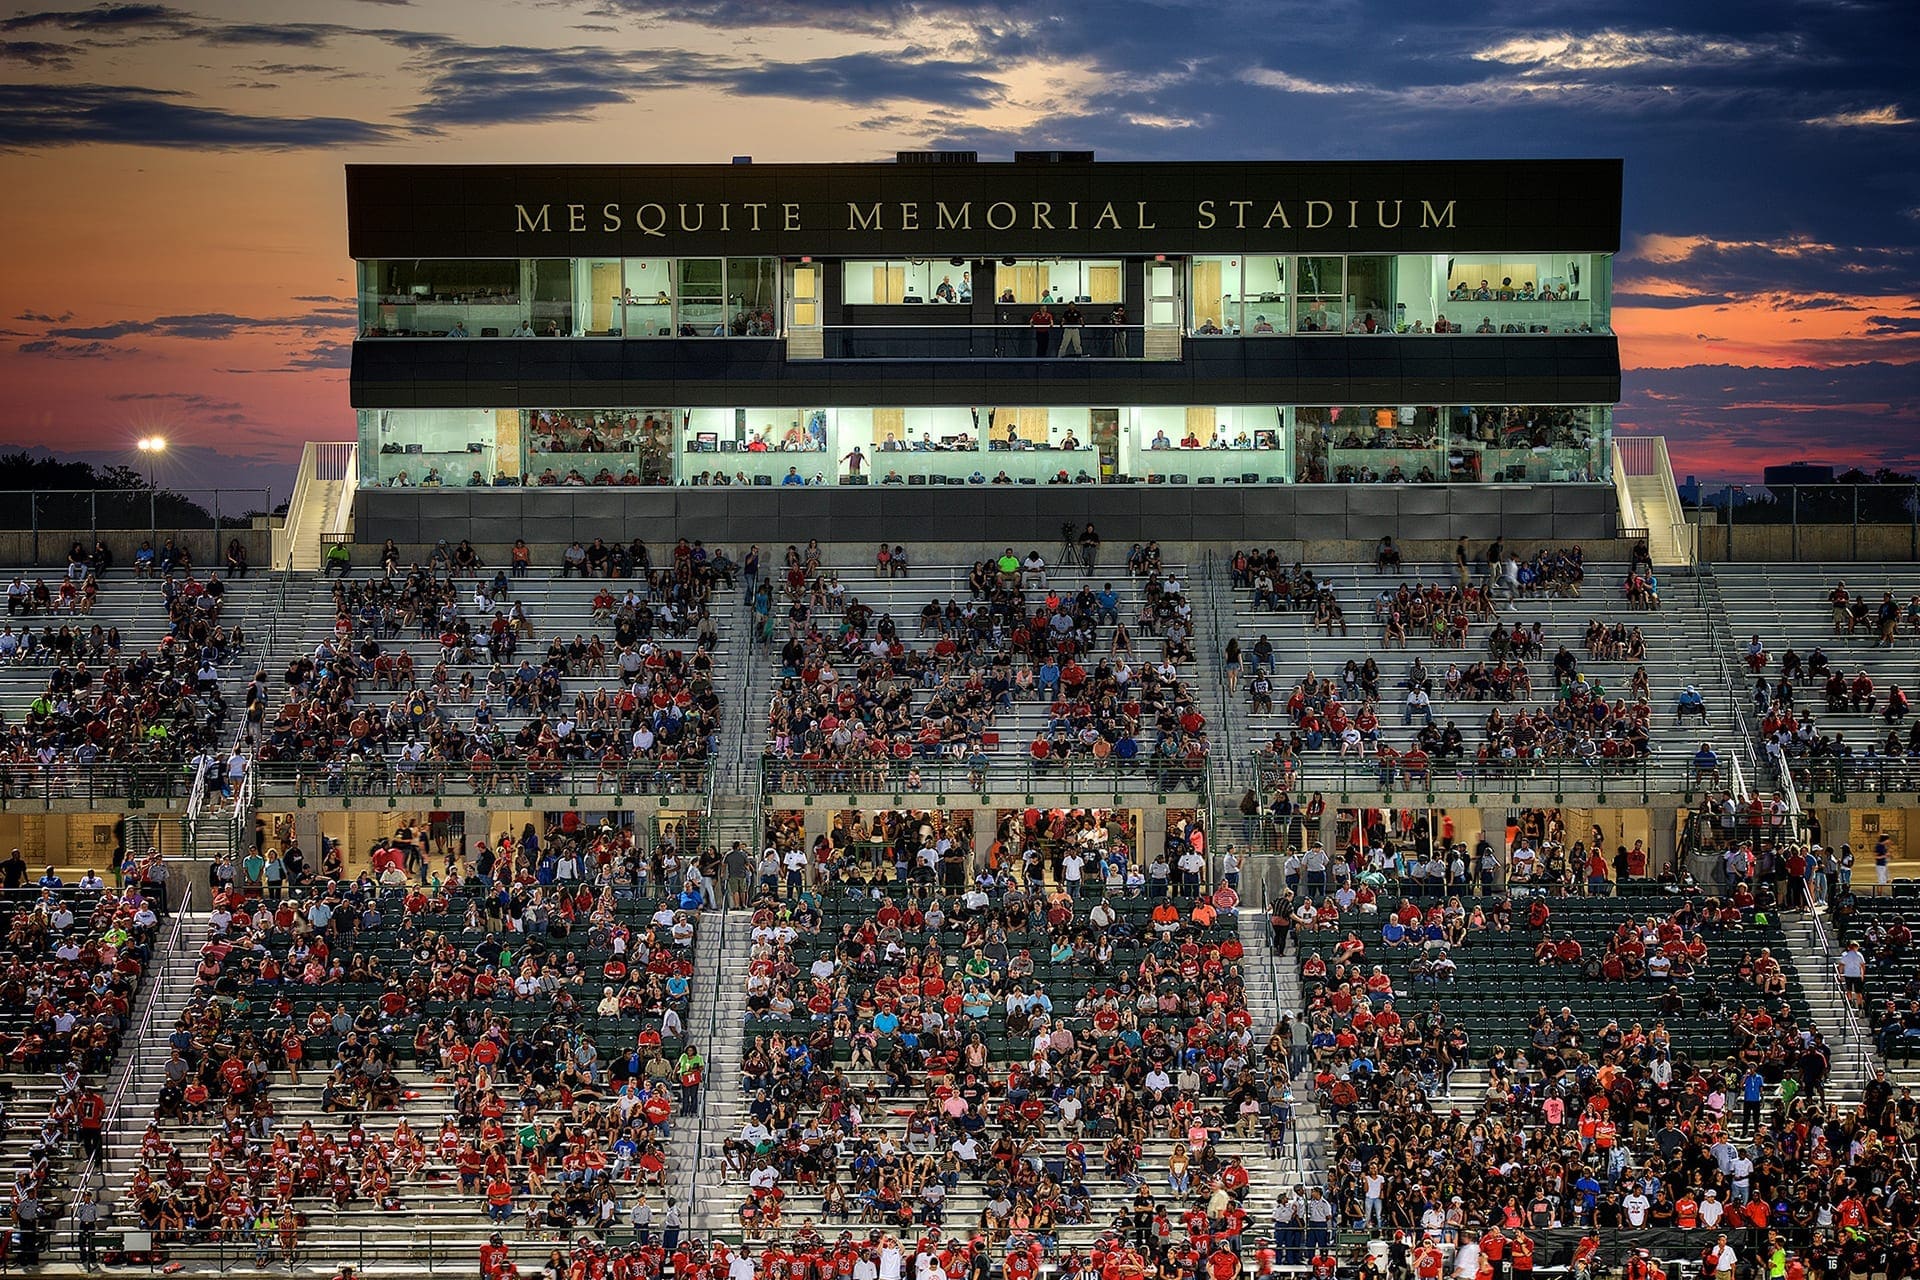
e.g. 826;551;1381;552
1138;804;1169;864
1652;805;1679;878
292;812;323;861
1481;807;1510;888
972;807;998;880
802;808;831;886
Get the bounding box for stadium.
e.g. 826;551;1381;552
2;153;1914;1280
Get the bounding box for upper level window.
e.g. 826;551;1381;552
842;261;951;304
993;260;1121;305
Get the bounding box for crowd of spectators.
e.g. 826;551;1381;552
1274;836;1918;1279
0;560;246;781
120;840;709;1249
0;877;159;1262
716;826;1311;1271
251;554;722;793
761;545;1208;783
1748;582;1920;790
1234;549;1681;781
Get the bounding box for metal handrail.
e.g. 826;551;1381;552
1252;752;1677;797
1694;564;1765;795
1791;757;1920;797
79;880;196;1238
1801;896;1879;1090
255;760;711;800
760;755;1210;797
0;765;191;803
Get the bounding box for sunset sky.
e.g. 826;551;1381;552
2;0;1917;498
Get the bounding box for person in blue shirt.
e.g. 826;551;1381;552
1573;1170;1603;1223
780;466;805;485
1692;742;1721;776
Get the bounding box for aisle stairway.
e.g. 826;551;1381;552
1779;909;1877;1099
688;916;754;1238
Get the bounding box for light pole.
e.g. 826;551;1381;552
136;436;167;487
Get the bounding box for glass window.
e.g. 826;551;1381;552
1449;406;1607;483
359;408;502;488
1444;254;1605;334
995;259;1121;304
357;260;522;338
726;257;779;335
841;260;938;304
526;259;572;336
572;258;624;335
679;407;830;487
677;259;725;336
1122;406;1288;485
1393;255;1445;334
621;258;673;338
1241;256;1287;336
1294;257;1344;333
1346;256;1393;335
523;408;672;486
1295;406;1442;483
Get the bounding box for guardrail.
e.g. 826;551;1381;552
0;764;189;805
1801;893;1880;1090
820;323;1155;360
0;488;273;533
254;760;711;801
761;755;1210;798
1790;758;1920;798
1251;752;1701;800
74;881;195;1249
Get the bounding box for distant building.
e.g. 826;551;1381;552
1763;462;1837;487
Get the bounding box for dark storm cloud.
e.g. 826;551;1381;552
17;338;122;358
0;4;188;33
0;39;75;67
399;41;997;128
1627;237;1920;300
0;84;392;150
728;52;998;106
108;391;245;411
36;307;351;342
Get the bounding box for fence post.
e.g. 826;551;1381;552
1853;485;1860;561
214;490;222;533
1791;487;1799;561
148;489;156;534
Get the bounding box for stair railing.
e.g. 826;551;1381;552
82;880;197;1241
1802;900;1880;1091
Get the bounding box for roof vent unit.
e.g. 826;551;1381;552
1014;150;1095;164
895;150;979;165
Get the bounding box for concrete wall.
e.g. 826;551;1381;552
0;528;272;570
355;483;1620;557
1693;521;1920;563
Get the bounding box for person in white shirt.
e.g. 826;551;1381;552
1706;1236;1737;1279
1621;1189;1650;1227
1698;1189;1724;1229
